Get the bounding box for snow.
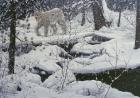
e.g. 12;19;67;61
15;45;65;73
1;75;139;98
0;72;41;94
0;1;140;98
42;69;76;90
68;28;140;73
71;42;103;55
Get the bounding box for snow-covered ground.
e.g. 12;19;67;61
0;0;140;98
1;77;139;98
14;7;139;74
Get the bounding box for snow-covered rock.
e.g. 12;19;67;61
66;80;139;98
0;72;41;93
18;72;42;85
15;45;67;73
42;69;76;90
0;75;21;93
71;42;104;55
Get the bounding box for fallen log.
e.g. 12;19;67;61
0;32;112;56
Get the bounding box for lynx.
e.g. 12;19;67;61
34;8;67;36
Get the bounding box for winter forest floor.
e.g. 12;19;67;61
1;0;140;98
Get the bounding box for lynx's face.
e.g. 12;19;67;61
34;12;42;21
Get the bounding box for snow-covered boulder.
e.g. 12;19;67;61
18;72;42;85
42;69;76;90
71;42;104;55
15;45;68;73
0;75;21;93
0;71;42;93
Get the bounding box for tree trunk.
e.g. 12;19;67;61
81;7;86;26
8;0;16;74
117;9;121;27
48;0;52;9
134;0;140;49
92;0;106;30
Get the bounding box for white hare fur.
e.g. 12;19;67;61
34;8;67;36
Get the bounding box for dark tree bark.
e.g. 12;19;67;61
117;8;121;27
134;0;140;49
48;0;52;9
117;1;125;27
92;0;106;30
8;0;16;74
81;7;86;26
